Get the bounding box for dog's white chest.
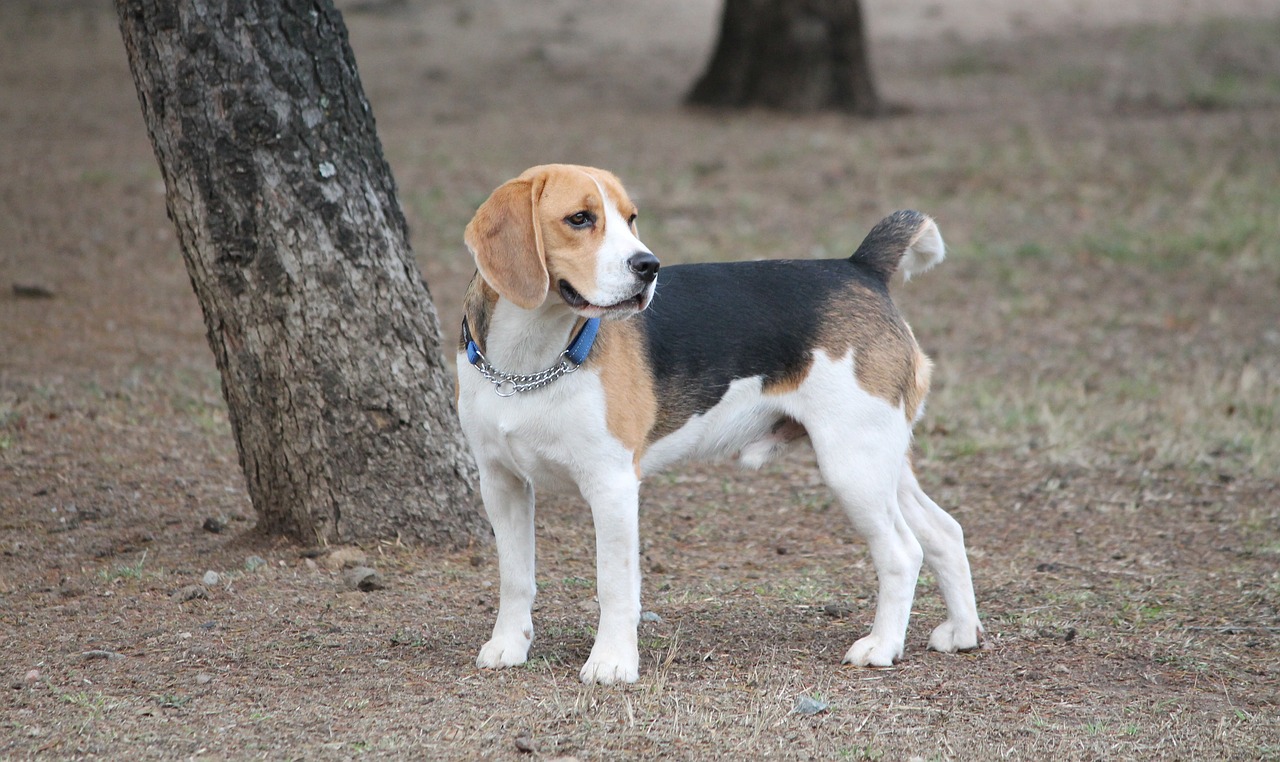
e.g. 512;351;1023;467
457;357;620;494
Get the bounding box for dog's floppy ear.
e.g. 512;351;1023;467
464;174;550;310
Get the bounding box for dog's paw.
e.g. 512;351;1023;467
842;634;903;667
476;633;531;670
579;648;639;685
927;619;984;653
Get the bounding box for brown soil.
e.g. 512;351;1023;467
2;1;1278;759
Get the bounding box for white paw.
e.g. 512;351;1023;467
842;634;903;667
476;632;531;670
579;649;639;685
928;619;983;653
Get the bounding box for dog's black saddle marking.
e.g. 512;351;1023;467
639;258;888;419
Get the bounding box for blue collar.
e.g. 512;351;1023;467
463;317;601;395
463;316;600;367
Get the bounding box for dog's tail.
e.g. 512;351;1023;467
849;210;945;282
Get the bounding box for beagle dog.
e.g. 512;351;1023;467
457;164;982;685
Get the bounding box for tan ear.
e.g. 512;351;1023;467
463;175;549;310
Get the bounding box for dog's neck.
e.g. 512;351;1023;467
461;280;579;376
485;299;582;374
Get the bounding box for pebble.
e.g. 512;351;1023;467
640;610;662;623
201;571;220;586
201;516;226;534
323;547;367;571
822;603;852;619
12;282;55;299
342;566;384;592
792;695;830;716
24;669;40;684
244;555;266;571
514;731;535;753
172;584;208;602
195;673;212;685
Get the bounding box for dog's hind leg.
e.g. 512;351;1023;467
475;464;537;670
805;406;922;667
897;463;983;653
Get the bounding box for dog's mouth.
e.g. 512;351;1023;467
558;280;649;318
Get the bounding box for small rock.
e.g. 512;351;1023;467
201;516;226;534
172;584;208;602
201;571;220;587
337;591;365;607
343;566;384;592
577;598;599;613
640;610;662;624
792;694;830;716
822;603;852;619
323;547;367;571
244;555;266;572
195;673;213;685
82;650;125;662
514;731;535;753
12;282;55;299
469;554;484;567
24;669;40;684
304;558;318;571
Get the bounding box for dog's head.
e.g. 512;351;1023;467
464;164;659;319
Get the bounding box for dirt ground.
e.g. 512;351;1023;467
2;0;1279;759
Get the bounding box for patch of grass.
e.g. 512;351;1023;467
98;551;149;583
389;628;429;647
153;693;189;709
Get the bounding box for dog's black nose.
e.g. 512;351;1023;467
628;251;660;283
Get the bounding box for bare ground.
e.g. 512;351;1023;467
2;1;1278;759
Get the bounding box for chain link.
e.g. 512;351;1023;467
472;349;579;397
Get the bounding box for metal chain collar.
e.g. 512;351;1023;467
470;347;580;397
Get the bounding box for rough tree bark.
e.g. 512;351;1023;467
687;0;881;115
115;0;486;546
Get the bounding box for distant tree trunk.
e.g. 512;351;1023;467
115;0;486;546
688;0;881;115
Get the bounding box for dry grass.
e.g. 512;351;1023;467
2;2;1278;760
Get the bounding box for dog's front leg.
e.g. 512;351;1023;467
578;471;642;685
475;463;537;670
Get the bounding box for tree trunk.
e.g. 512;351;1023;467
115;0;486;547
687;0;881;115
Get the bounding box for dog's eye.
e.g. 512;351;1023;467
565;211;595;229
628;213;638;227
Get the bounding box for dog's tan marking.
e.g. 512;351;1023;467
762;356;815;396
906;342;933;422
592;320;658;465
812;284;924;420
458;274;499;355
464;175;550;310
456;275;499;406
